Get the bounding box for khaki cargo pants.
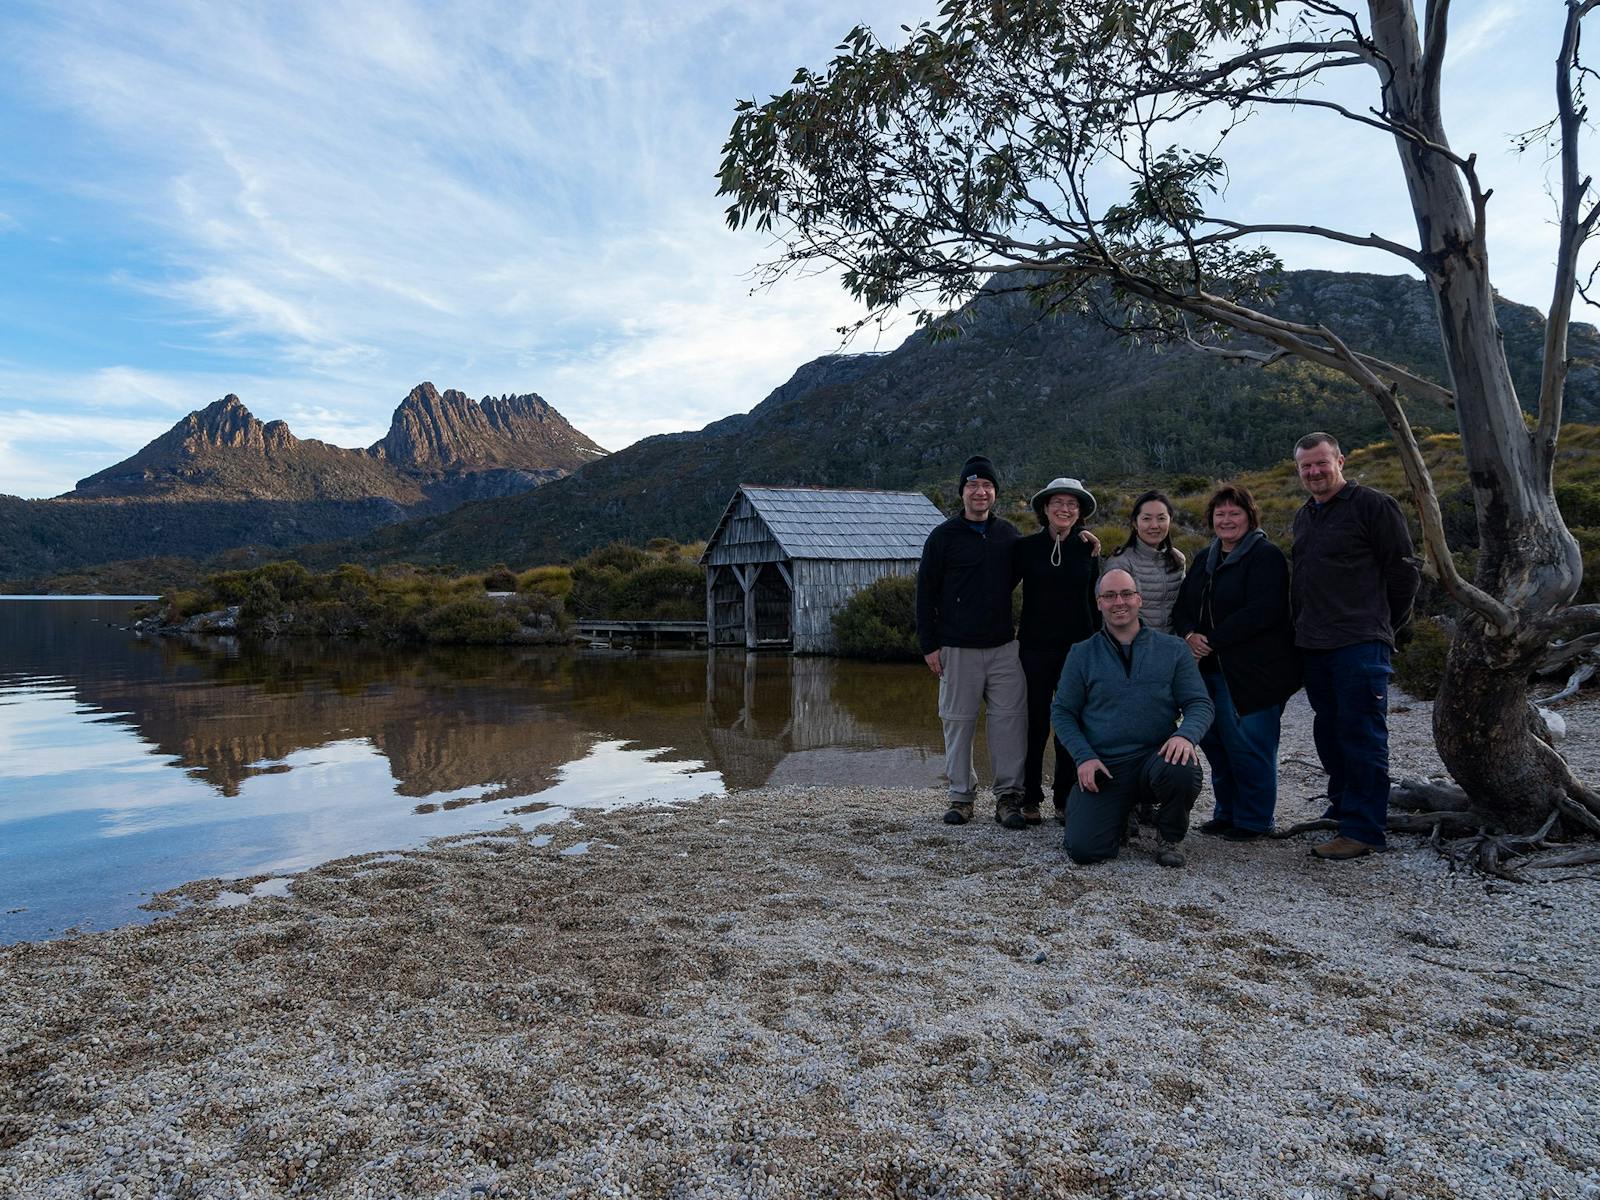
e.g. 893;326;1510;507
937;641;1028;803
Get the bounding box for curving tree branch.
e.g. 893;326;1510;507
1183;218;1428;269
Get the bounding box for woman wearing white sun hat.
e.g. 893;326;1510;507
1012;477;1101;825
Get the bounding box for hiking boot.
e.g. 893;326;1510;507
995;795;1027;831
1021;800;1043;826
1222;826;1264;843
943;800;974;826
1155;842;1186;868
1197;817;1234;837
1311;835;1377;860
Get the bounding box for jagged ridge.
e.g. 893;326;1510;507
0;384;609;580
370;383;606;472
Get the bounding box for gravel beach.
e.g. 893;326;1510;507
3;692;1598;1199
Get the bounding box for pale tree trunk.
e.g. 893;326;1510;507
1369;1;1588;831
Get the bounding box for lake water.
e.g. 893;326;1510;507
0;599;970;943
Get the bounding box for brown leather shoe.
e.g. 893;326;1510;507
1311;835;1378;860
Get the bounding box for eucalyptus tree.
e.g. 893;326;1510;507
719;0;1600;848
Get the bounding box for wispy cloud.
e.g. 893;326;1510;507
0;1;1579;501
1450;2;1523;63
0;0;931;494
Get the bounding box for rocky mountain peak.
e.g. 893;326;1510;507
373;383;495;469
179;395;298;455
69;395;302;496
372;383;607;470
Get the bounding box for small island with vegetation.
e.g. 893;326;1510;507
137;539;705;646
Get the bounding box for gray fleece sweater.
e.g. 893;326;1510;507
1050;625;1214;766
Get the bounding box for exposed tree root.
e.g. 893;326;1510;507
1270;802;1600;881
1270;818;1336;839
1554;792;1600;837
1433;812;1576;882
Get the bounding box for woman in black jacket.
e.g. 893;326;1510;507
1172;483;1300;840
1013;477;1101;825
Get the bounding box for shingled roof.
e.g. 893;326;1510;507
702;485;944;562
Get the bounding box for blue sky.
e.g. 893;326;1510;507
0;0;1570;498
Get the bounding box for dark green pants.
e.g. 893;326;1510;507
1063;749;1202;864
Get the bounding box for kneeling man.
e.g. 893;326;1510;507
1051;569;1213;867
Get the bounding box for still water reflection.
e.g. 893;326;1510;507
0;600;963;942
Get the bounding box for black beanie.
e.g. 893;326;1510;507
958;454;999;493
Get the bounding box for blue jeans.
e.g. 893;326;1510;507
1197;671;1283;833
1300;642;1392;847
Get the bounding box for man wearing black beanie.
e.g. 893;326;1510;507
915;454;1029;828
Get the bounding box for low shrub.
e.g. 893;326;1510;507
1556;481;1600;528
611;562;703;619
582;542;651;574
518;565;573;600
1393;616;1453;700
481;564;518;592
567;542;701;619
1577;527;1600;604
418;596;523;644
833;575;921;662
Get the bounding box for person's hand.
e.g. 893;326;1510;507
1160;736;1198;766
1184;632;1211;658
924;649;943;677
1079;528;1102;555
1077;759;1110;792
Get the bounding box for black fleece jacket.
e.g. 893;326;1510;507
1012;528;1101;651
1172;529;1301;716
916;515;1021;655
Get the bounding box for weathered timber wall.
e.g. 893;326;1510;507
791;558;917;655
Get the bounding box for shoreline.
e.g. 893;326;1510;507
2;695;1598;1198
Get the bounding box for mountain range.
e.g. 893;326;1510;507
305;269;1600;570
5;268;1599;588
1;384;604;581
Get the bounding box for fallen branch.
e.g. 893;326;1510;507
1535;633;1600;676
1538;660;1597;705
1390;777;1471;813
1272;818;1337;838
1526;846;1600;868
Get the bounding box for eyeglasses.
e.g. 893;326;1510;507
1099;590;1139;602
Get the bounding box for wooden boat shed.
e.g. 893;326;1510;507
700;485;945;654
